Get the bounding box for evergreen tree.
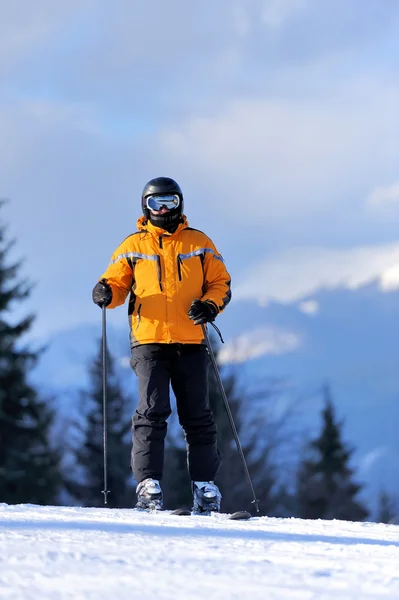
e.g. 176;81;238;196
68;339;134;508
0;205;61;504
376;490;398;524
296;386;368;521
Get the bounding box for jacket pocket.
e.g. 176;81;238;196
177;253;203;282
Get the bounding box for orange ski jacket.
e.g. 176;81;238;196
100;216;231;347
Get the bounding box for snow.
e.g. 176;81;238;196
0;504;398;600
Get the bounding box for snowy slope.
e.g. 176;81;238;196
0;504;398;600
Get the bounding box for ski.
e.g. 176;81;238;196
170;508;252;520
132;506;163;514
132;507;253;520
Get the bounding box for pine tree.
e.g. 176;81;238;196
376;490;398;524
0;204;61;504
296;386;368;521
68;339;134;508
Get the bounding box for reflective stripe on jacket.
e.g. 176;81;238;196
100;215;231;346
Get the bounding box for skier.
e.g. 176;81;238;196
92;177;231;513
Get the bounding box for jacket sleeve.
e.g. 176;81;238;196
99;240;134;309
201;237;232;313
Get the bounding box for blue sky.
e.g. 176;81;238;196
1;0;399;340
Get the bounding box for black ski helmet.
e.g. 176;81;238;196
141;177;184;229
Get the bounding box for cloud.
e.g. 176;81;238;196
157;80;399;229
233;242;399;304
359;447;387;475
0;96;141;338
0;2;89;75
367;183;399;207
231;2;251;38
299;300;319;315
119;356;131;369
380;265;399;292
218;326;301;364
261;0;309;28
1;0;399;340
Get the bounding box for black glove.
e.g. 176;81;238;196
188;299;218;325
92;280;112;307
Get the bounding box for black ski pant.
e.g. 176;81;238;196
130;343;221;484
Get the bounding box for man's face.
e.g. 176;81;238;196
150;205;170;215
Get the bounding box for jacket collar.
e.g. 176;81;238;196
136;215;189;237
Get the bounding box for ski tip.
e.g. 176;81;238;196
171;508;191;516
229;511;252;521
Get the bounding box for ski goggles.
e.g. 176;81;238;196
146;194;180;212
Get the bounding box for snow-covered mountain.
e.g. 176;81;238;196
1;503;398;599
32;282;399;510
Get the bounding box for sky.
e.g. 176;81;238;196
1;504;399;599
1;0;399;339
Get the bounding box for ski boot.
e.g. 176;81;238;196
135;478;163;511
192;481;222;514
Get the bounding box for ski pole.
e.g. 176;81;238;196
101;303;110;505
201;324;260;513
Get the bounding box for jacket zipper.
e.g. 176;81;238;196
156;256;163;291
158;237;164;291
135;303;142;329
177;255;182;281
